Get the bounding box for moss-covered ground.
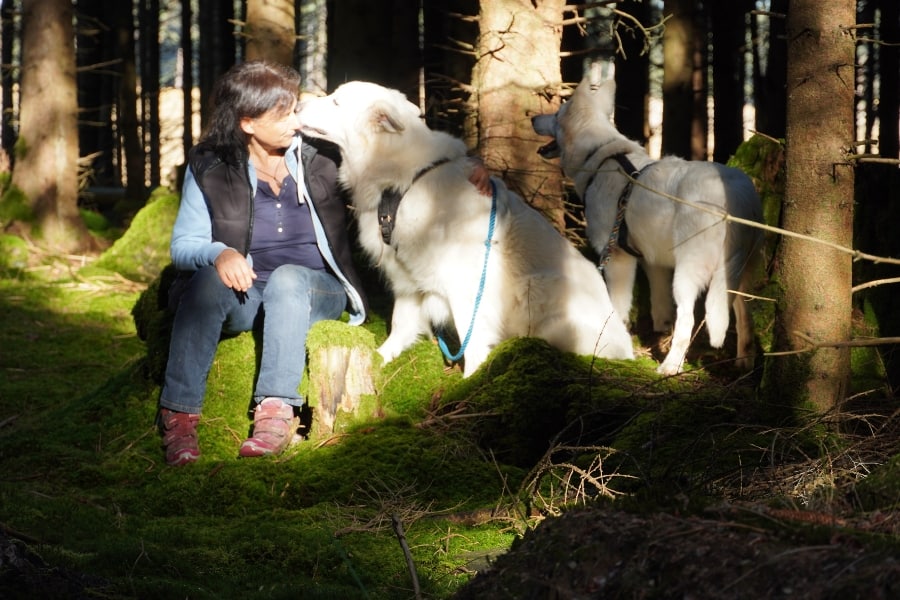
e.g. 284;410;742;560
2;172;898;598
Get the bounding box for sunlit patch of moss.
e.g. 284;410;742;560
377;337;462;417
0;233;30;275
88;187;178;283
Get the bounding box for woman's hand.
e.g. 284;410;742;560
467;157;492;196
214;248;257;292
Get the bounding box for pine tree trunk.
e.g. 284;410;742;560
661;0;697;159
765;0;855;415
13;0;87;252
472;0;567;230
614;0;652;146
244;0;296;66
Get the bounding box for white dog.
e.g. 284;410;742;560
532;73;763;375
298;80;634;377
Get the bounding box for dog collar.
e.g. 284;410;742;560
378;157;452;245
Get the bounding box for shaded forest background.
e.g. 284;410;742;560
0;0;899;408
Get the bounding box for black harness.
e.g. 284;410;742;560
378;157;452;245
585;152;650;261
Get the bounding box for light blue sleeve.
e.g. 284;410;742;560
170;166;230;270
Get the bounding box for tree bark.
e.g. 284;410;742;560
710;1;749;163
12;0;88;252
114;1;145;209
244;0;296;66
614;0;652;146
423;0;479;138
326;0;420;98
766;0;855;415
472;0;567;230
661;0;698;159
197;0;236;133
878;0;899;160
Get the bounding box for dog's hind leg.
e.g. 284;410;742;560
704;264;730;349
603;250;639;325
658;268;705;375
644;264;675;333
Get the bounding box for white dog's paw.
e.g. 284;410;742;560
377;344;399;365
656;360;683;376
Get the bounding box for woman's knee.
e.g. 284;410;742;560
180;266;234;309
264;265;313;302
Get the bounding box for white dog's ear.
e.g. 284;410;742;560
370;100;405;133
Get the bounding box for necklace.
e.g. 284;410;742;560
253;156;286;194
253;157;285;180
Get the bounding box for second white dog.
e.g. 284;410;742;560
298;81;634;377
532;73;763;375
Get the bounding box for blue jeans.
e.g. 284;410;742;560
159;264;347;414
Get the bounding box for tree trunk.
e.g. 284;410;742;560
244;0;295;66
0;1;15;170
661;0;699;159
614;0;652;146
710;1;749;163
690;2;707;161
114;1;145;210
472;0;567;230
140;0;161;190
76;0;113;188
755;0;787;140
12;0;88;252
423;0;479;139
765;0;855;416
181;0;195;162
197;0;236;132
326;0;420;98
878;0;899;160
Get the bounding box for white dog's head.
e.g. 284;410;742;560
531;69;618;163
298;80;423;153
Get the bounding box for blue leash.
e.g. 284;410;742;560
437;180;497;362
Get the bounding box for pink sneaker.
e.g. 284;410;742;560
159;408;200;466
239;398;297;458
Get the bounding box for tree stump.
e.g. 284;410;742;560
304;320;379;440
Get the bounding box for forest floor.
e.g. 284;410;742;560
1;228;899;599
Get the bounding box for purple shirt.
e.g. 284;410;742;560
249;174;326;282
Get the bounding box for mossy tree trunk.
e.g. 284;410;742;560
12;0;89;253
764;0;855;415
471;0;567;230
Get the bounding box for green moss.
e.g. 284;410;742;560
853;453;900;511
89;187;178;283
0;183;33;223
441;337;686;468
0;234;29;275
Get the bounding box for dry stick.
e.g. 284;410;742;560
391;513;421;600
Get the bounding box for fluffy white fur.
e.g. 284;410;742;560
532;72;763;375
298;80;634;377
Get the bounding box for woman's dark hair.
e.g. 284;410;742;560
201;60;301;165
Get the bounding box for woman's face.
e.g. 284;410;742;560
241;99;301;151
